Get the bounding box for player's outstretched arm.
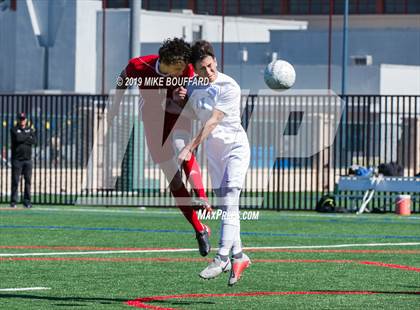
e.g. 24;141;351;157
178;109;224;162
107;69;128;124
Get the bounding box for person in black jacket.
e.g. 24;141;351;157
10;112;37;208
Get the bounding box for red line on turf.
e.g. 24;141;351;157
1;257;419;272
358;261;420;272
126;291;420;310
1;246;419;254
255;259;355;263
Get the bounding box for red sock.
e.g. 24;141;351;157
171;185;204;232
183;154;208;201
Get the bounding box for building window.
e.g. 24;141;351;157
225;0;239;15
407;0;420;13
106;0;129;8
141;0;420;15
239;0;260;15
196;0;221;15
262;0;281;14
196;0;214;14
310;0;330;14
171;0;190;10
147;0;170;11
192;24;203;41
289;0;309;14
384;0;404;13
334;0;376;14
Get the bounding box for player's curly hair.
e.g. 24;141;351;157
190;40;215;65
158;38;191;65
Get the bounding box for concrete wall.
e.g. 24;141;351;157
0;3;305;94
270;28;420;66
14;1;44;91
96;9;130;94
47;0;76;91
1;2;419;94
75;0;101;93
0;0;76;92
136;10;306;43
0;9;16;92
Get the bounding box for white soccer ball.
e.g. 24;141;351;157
264;60;296;90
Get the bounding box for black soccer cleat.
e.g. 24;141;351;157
196;225;211;257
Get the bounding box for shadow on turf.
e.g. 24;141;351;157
0;293;216;307
0;294;126;305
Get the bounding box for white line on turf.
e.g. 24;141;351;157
1;242;419;257
0;249;196;257
26;207;179;215
244;242;420;249
0;287;51;292
11;207;420;220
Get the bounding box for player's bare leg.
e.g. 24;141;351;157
172;130;212;213
159;159;211;256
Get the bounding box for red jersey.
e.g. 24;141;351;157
124;55;194;163
125;55;194;90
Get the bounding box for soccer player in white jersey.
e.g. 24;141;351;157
174;40;251;286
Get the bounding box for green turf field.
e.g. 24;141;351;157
0;205;419;309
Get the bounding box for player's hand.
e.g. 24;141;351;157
173;87;187;105
178;146;192;162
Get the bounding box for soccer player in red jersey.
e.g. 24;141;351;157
110;38;211;256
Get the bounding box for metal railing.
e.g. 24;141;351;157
1;94;419;211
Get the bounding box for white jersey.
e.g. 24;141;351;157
186;72;250;189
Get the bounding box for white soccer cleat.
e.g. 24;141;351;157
228;253;251;286
199;256;232;280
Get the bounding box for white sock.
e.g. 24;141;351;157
214;187;242;257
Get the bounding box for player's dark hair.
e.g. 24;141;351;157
190;40;215;65
159;38;191;65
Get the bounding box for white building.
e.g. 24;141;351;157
1;0;419;94
0;0;307;93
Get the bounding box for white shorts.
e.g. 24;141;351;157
206;130;250;189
